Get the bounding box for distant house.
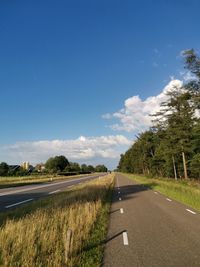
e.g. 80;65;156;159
8;165;20;173
35;163;45;172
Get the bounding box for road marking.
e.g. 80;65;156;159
123;232;129;245
120;208;124;214
48;189;61;195
118;191;120;194
166;198;172;202
119;197;121;201
186;209;196;215
5;198;33;209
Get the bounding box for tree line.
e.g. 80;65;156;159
45;155;108;174
0;155;108;176
118;49;200;180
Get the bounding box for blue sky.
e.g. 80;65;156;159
0;0;199;168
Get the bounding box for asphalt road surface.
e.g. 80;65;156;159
0;174;106;212
103;173;200;267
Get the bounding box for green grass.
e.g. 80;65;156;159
0;174;114;267
78;181;113;267
0;173;96;189
123;173;200;212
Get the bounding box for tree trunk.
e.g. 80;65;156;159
182;151;188;179
172;156;177;180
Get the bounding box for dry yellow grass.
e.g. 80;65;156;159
0;174;114;267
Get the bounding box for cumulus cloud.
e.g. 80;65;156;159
179;70;197;82
0;135;132;168
103;79;183;133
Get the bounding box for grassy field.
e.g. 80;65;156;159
124;173;200;212
0;174;114;267
0;173;97;189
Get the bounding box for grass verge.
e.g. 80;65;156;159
124;173;200;212
0;174;114;267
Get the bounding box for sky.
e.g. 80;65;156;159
0;0;200;169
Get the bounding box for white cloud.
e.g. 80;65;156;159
179;70;197;82
0;135;132;169
103;79;183;133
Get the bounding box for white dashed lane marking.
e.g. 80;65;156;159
186;209;196;215
123;231;129;245
5;198;33;209
166;198;172;202
48;189;61;195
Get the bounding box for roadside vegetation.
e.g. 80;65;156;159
118;50;200;181
124;173;200;212
0;173;114;267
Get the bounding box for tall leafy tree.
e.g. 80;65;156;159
0;162;9;176
45;155;69;173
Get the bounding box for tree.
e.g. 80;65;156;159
190;153;200;179
65;162;81;172
182;49;200;109
81;164;89;172
153;87;195;179
45;155;69;173
0;162;9;176
87;165;95;172
95;165;108;172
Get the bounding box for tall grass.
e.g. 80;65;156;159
0;174;114;267
125;173;200;211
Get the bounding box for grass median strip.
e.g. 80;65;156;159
124;173;200;212
0;174;114;267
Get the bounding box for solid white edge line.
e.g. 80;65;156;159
5;198;33;209
120;208;124;214
123;232;129;245
186;209;196;215
166;198;172;202
48;189;61;195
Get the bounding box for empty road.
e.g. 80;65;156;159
0;174;105;212
103;173;200;267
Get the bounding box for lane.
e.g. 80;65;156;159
0;173;106;211
103;174;200;267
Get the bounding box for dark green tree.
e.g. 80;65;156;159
0;162;9;176
95;165;108;172
65;162;81;172
45;155;69;173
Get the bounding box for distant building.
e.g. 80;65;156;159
35;163;45;172
21;161;30;170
